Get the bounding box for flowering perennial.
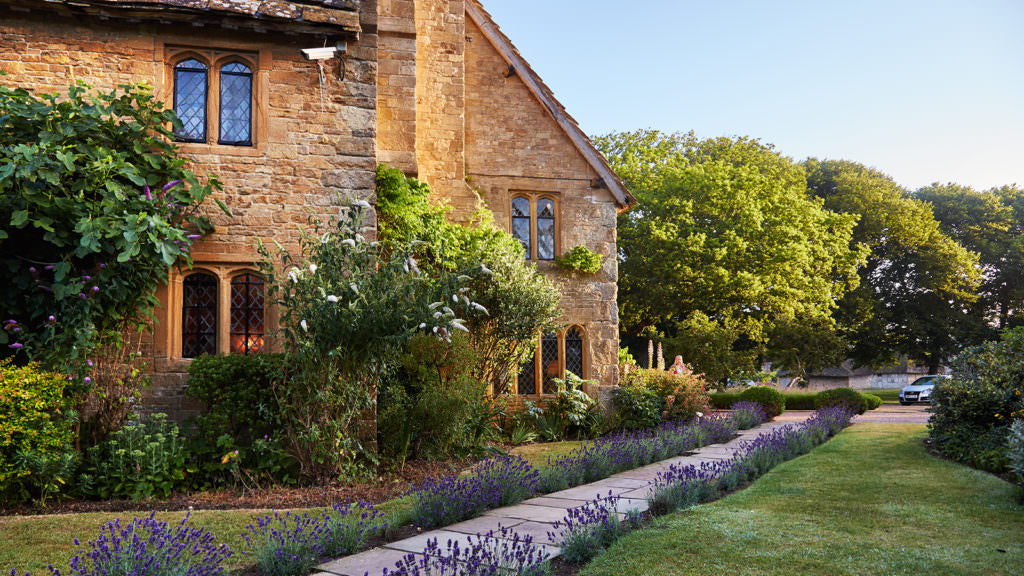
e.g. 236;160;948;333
381;527;550;576
648;405;856;515
547;492;641;564
411;455;540;528
47;512;232;576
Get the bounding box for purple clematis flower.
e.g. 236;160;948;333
8;343;22;350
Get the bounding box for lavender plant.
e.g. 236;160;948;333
242;511;326;576
648;406;856;516
729;401;768;430
411;455;540;528
320;501;387;557
47;512;232;576
547;492;638;564
380;527;550;576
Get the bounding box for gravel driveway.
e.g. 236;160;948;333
853;404;931;424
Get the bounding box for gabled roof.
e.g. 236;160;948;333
8;0;360;35
465;1;636;211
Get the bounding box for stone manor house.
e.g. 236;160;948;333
0;0;635;417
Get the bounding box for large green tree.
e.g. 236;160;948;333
916;183;1024;335
597;131;864;381
804;160;981;372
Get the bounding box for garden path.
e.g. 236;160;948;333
314;412;814;576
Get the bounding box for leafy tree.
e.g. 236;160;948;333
596;131;864;381
804;160;981;372
916;183;1024;335
0;81;224;375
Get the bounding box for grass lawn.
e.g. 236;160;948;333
581;423;1024;576
0;441;583;574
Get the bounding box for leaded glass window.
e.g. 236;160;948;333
517;349;536;395
541;332;559;394
512;197;531;258
173;59;208;143
565;327;584;378
537;198;555;260
230;273;264;354
219;62;253;146
182;272;217;358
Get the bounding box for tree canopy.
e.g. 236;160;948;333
596;130;864;381
804;159;981;372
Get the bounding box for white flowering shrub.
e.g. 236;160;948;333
258;203;489;480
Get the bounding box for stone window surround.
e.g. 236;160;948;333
509;191;560;262
517;324;590;397
165;264;270;361
160;42;271;156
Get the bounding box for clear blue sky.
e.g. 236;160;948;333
483;0;1024;191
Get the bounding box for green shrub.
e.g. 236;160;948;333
378;333;495;462
0;81;223;373
930;327;1024;474
863;393;883;410
1008;419;1023;486
613;385;665;430
0;361;78;505
184;353;295;487
78;413;189;500
738;386;785;417
814;387;868;415
555;245;604;274
549;372;603;439
782;393;818;410
709;393;741;409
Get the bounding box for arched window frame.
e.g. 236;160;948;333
515;325;590;397
535;196;557;261
181;270;218;358
166;47;258;147
172;55;209;143
229;271;265;355
509;193;560;262
511;196;532;257
217;58;255;146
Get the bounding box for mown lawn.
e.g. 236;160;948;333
581;423;1024;576
0;440;582;574
866;388;902;403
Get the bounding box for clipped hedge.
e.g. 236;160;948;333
863;393;883;410
739;386;785;417
781;393;818;410
815;387;868;415
709;393;741;410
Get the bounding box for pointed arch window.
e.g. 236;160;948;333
565;326;584;377
511;197;531;256
516;327;590;396
182;272;217;358
536;199;556;261
219;62;253;146
230;273;265;354
517;349;537;396
173;58;208;143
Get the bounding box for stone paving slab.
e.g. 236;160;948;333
509;520;561;545
587;476;652;489
520;496;585;509
445;515;525;535
543;484;633;501
319;547;413;576
483;503;573;523
383;530;478;553
620;485;654;499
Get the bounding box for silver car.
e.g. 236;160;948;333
899;375;949;405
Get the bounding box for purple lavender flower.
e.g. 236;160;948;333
381;526;549;576
47;512;232;576
410;455;540;528
143;184;152;201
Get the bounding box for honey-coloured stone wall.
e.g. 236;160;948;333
0;3;379;419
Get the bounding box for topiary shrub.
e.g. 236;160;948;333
0;360;78;505
782;392;818;410
815;387;867;415
863;393;882;410
709;393;742;410
738;386;785;418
